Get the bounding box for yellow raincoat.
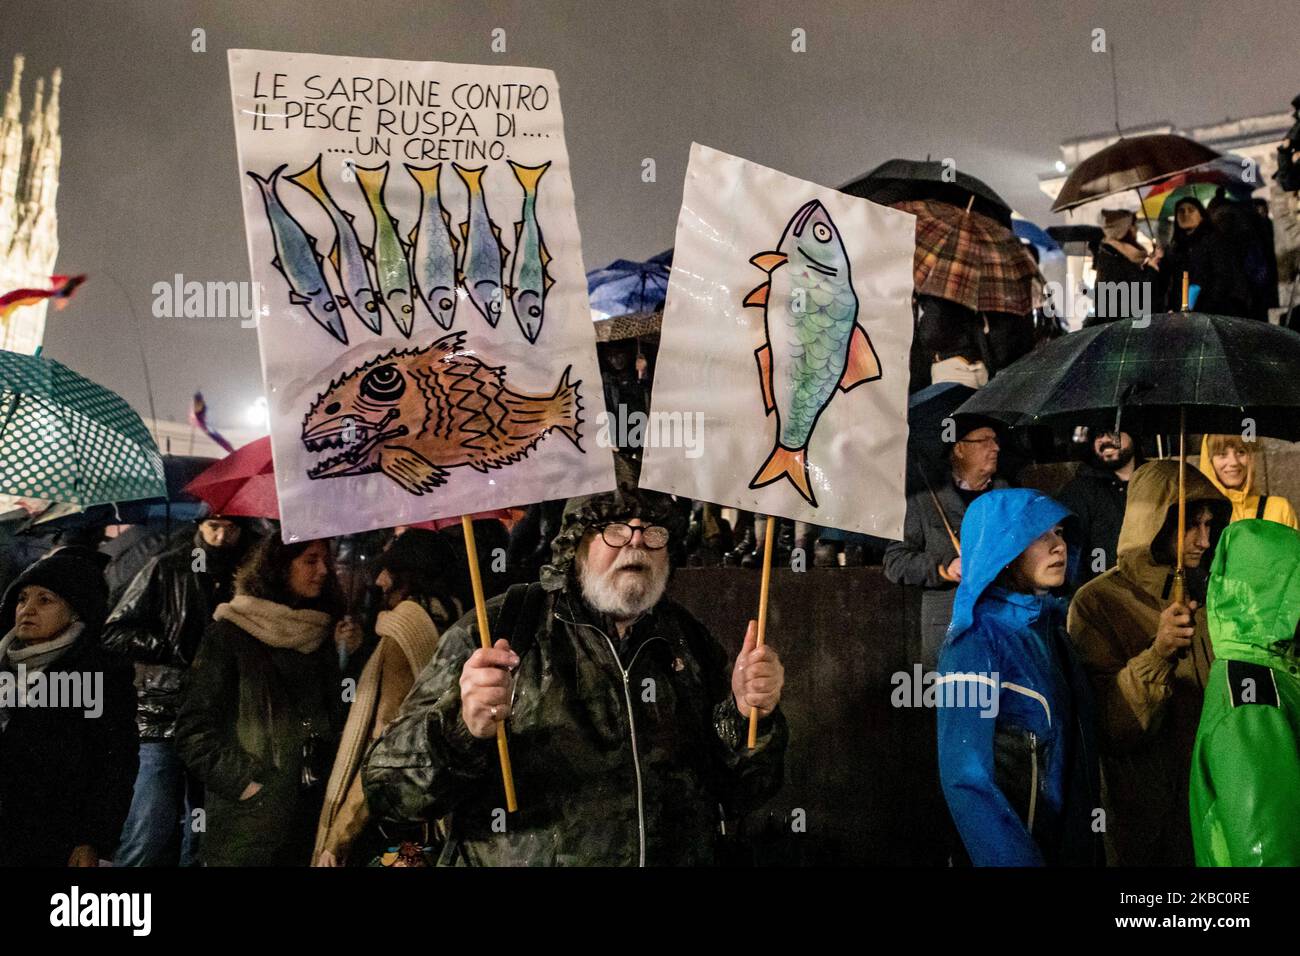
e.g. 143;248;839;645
1197;436;1298;528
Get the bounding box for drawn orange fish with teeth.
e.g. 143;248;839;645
301;331;583;494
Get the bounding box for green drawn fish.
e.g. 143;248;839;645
454;164;508;327
405;163;460;331
287;154;384;335
355;163;417;338
507;160;554;343
745;199;882;507
247;164;349;344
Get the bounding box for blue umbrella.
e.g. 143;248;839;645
1012;218;1060;255
587;249;672;319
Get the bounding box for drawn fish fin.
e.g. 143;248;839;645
270;256;283;273
407;224;419;246
377;445;448;495
508;160;550;193
404;163;442;193
839;324;883;392
285;154;326;198
453;164;486;192
749;444;817;507
459;221;469;241
543;273;556;291
539;237;551;268
288;290;310;305
749;251;788;273
744;283;770;308
754;344;775;414
327;238;341;275
353;163;389;200
514;220;523;243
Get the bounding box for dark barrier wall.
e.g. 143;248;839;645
668;567;957;865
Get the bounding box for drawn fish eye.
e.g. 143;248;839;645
439;298;453;310
812;222;832;242
528;306;542;318
363;300;378;313
401;304;413;314
359;364;406;403
323;300;337;312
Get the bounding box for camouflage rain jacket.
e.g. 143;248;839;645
361;477;788;866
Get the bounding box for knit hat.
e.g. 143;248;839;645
0;546;111;635
540;453;689;591
1101;209;1136;240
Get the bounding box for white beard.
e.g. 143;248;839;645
578;547;668;621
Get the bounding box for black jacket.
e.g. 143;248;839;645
1057;462;1131;586
174;618;341;866
1161;226;1251;317
1087;241;1163;324
0;635;138;866
102;537;245;739
363;587;787;866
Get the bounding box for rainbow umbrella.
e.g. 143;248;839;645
1144;183;1247;223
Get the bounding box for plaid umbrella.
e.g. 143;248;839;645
955;312;1300;441
0;349;165;507
896;199;1041;315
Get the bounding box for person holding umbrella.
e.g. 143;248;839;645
1189;519;1300;866
1161;197;1251;317
884;416;1009;670
0;547;139;866
1088;211;1164;325
175;536;360;865
1197;434;1298;529
1067;460;1231;866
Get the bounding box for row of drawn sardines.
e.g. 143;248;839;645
247;154;555;346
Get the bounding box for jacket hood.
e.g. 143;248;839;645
1116;460;1229;578
1207;519;1300;665
1196;435;1256;509
948;488;1076;639
541;454;689;591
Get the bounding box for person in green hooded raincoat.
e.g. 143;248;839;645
1190;518;1300;866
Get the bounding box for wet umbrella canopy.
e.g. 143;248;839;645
0;349;165;507
842;158;1013;226
1051;134;1222;212
955;312;1300;442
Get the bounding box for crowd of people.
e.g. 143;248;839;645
1;418;1297;866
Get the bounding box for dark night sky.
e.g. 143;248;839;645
5;0;1297;429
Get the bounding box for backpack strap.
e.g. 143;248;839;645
490;581;547;661
1255;495;1269;520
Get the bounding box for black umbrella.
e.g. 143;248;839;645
1052;134;1222;212
955;312;1300;441
841;159;1013;227
957;311;1300;602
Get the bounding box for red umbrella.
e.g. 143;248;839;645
183;435;280;519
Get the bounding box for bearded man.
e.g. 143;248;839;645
1059;430;1141;586
362;467;788;866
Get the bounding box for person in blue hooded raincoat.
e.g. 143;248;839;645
936;489;1102;866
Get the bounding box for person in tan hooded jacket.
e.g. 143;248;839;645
1197;434;1298;529
1067;460;1231;866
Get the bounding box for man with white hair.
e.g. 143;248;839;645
363;460;788;866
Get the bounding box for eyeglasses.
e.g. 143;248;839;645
597;522;670;550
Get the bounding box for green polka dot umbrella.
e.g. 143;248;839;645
0;349;165;507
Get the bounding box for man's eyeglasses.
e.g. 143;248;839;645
597;522;670;550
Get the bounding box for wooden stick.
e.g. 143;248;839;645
1172;407;1187;607
747;515;777;749
462;515;518;812
1181;271;1190;311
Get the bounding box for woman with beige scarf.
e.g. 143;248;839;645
313;530;451;866
175;536;360;866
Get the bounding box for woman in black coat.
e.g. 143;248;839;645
175;536;357;866
0;547;138;866
1161;197;1252;317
